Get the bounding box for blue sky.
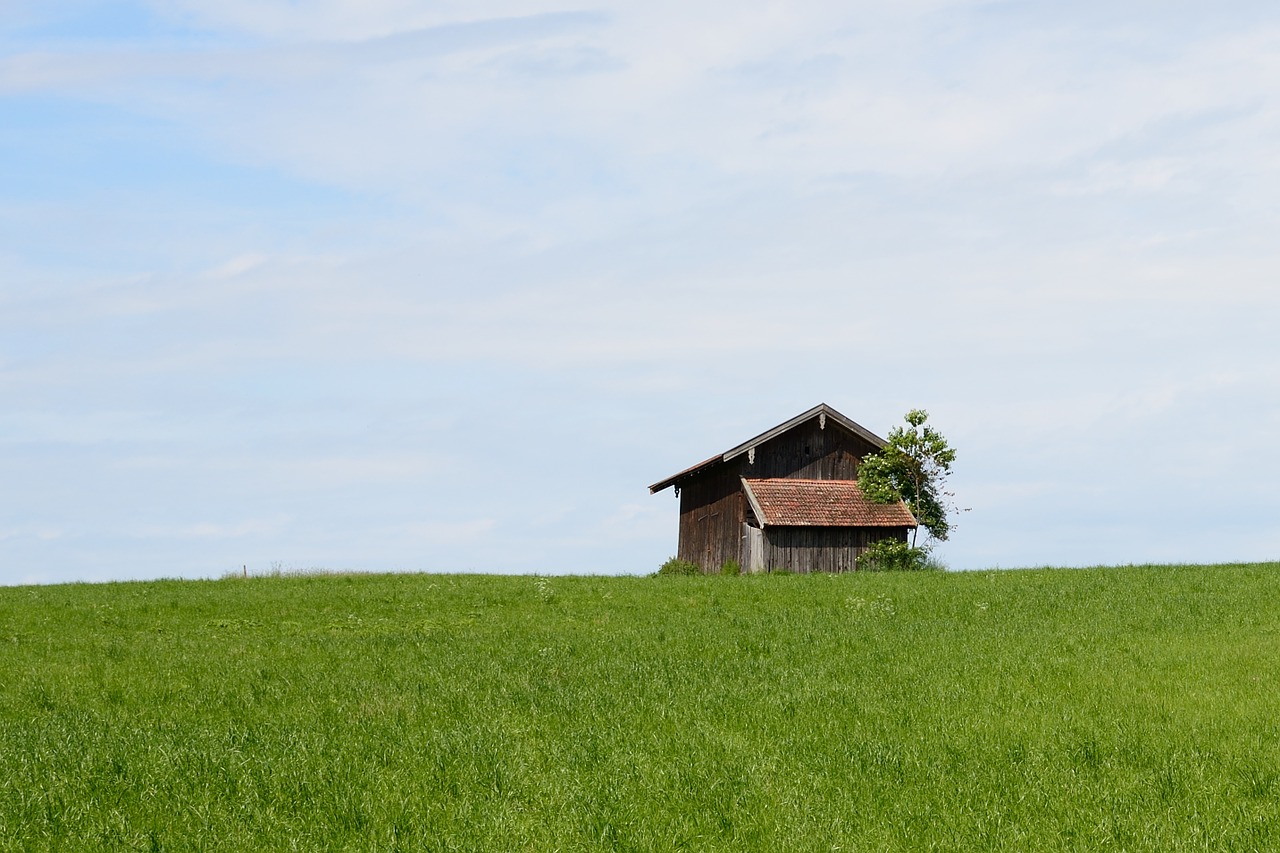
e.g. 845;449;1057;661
3;1;1280;584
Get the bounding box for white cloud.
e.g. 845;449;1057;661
0;525;64;542
150;0;582;41
205;253;268;279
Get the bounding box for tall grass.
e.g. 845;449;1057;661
2;564;1279;850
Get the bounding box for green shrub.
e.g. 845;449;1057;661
719;559;742;576
656;557;702;576
856;539;937;572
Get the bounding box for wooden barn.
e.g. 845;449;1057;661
649;404;916;573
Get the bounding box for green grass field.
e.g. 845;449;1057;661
2;565;1279;851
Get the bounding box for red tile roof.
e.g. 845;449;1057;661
742;478;917;527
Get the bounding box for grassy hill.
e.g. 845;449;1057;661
2;565;1279;851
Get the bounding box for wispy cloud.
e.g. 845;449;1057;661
133;515;294;540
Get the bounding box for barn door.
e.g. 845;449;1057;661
742;524;764;573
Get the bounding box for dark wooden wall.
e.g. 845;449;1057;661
676;466;743;570
737;419;874;480
759;526;909;573
675;419;885;572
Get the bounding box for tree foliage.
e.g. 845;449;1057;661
859;409;958;547
855;539;936;572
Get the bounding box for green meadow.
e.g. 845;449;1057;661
2;565;1279;851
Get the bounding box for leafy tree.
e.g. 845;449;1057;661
859;409;958;548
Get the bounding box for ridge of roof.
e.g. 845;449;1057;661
648;403;887;494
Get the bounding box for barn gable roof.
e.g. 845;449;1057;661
648;403;886;494
741;478;916;528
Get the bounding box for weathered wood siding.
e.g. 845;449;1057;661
675;420;886;573
676;466;744;570
737;419;874;480
759;526;908;573
742;524;764;572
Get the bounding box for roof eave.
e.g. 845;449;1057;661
757;517;918;529
648;453;723;494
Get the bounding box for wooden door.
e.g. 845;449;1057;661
741;524;764;573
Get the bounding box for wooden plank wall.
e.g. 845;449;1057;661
761;527;909;573
676;466;743;571
742;524;763;572
738;420;874;480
